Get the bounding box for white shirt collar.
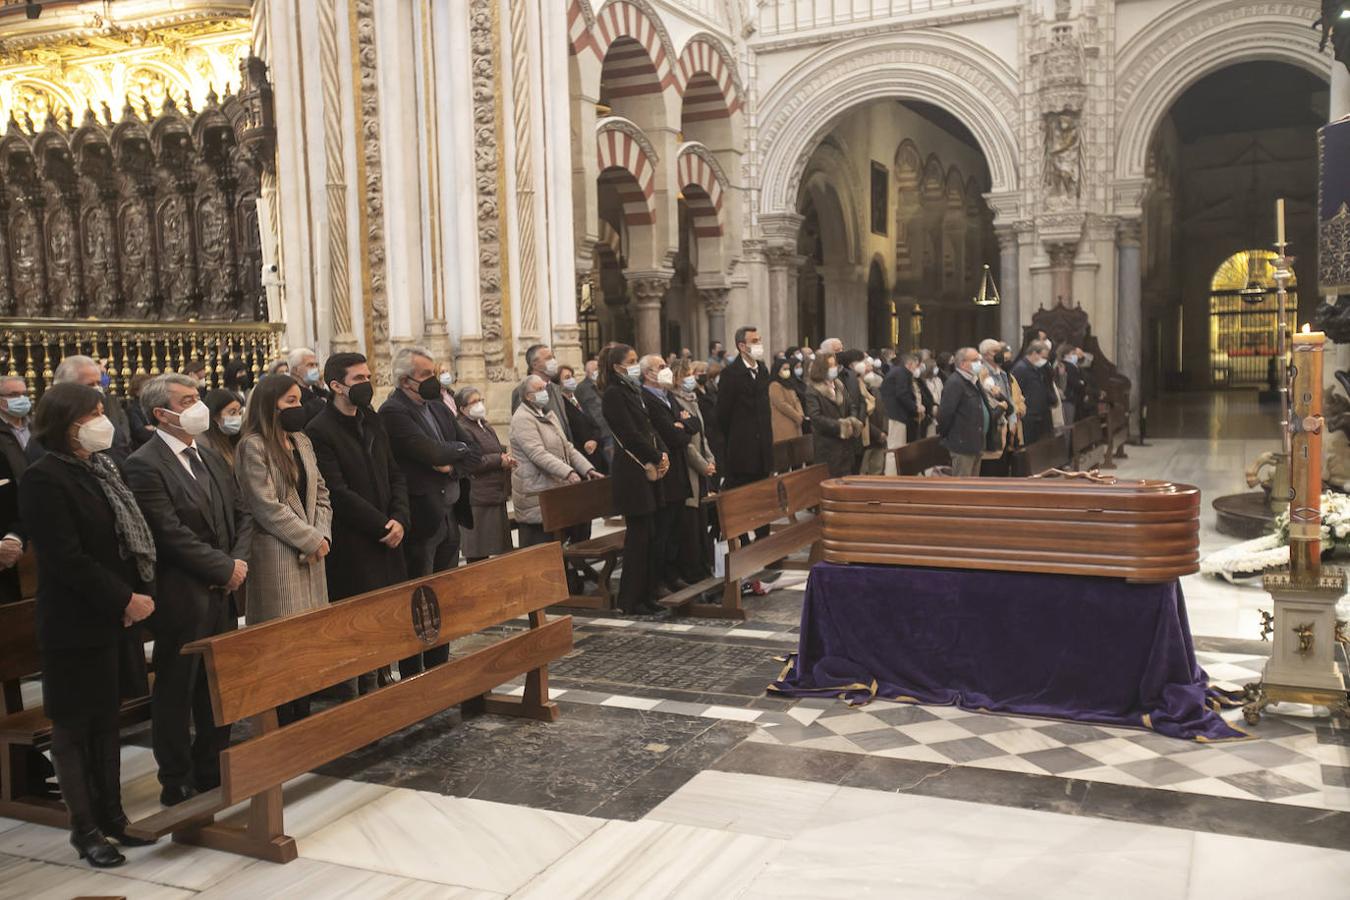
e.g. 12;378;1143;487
156;427;194;455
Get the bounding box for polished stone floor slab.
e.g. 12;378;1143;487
196;856;503;899
0;852;194;900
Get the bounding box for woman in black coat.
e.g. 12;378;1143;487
19;384;159;867
600;344;668;615
558;365;607;474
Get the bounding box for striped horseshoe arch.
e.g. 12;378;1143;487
677;36;742;120
676;146;724;238
596;122;657;226
574;0;677;96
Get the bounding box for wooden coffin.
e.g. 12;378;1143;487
820;476;1200;583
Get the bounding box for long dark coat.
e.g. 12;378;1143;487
601;378;666;517
457;414;511;507
642;387;692;505
804;380;857;478
306;403;410;600
715;356;772;480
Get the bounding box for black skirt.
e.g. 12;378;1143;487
41;643;120;724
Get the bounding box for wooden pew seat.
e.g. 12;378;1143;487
538;476;625;610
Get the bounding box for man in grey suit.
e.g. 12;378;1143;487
573;357;612;463
509;344;573;442
125;374;253;807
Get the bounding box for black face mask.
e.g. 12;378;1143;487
277;406;308;433
416;376;442;402
348;381;374;408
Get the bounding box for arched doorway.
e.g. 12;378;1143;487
1141;61;1326;391
866;258;891;350
1208;250;1296;388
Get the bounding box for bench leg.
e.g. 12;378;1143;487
175;710;297;864
0;742;68;828
464;612;562;723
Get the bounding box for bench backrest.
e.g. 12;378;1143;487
189;543;569;726
716;464;829;540
538;476;616;534
1070;415;1103;456
1011;432;1070;476
0;599;39;685
894;436;951;476
772;435;813;473
1108;406;1127;440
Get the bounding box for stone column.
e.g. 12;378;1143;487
628;270;671;355
1116;218;1142;436
765;246;805;351
1046;242;1077;307
995;226;1020;347
699;283;730;348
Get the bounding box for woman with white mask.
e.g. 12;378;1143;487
454;386;516;562
200;388;244;471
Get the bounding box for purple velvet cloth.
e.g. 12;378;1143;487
770;562;1247;742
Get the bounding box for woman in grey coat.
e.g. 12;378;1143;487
236;375;332;720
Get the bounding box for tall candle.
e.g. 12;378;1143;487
1289;325;1325;582
1277;198;1286;247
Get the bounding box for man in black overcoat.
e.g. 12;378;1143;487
379;346;481;677
307;353;410;689
124;373;253;806
1011;340;1056;445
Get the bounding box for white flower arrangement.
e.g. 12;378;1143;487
1200;491;1350;583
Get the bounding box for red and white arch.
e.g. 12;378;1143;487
580;1;677;95
676;144;724;239
677;36;742;120
596;120;657;227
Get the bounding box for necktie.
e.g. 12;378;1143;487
184;445;208;483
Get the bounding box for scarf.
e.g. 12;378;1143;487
56;451;157;584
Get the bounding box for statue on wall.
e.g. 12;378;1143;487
1043;111;1082;199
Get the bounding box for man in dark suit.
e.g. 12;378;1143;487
379;346;481;677
1011;340;1056;445
288;347;329;423
937;348;990;477
880;352;922;472
0;375;32;604
715;325;773;542
640;355;693;595
307;352;409;691
124;373;253;806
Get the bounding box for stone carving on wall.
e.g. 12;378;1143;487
1037;23;1085;204
0;75;269;323
508;0;540;337
354;0;390;381
471;0;511;382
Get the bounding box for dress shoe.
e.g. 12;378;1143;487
662;578;688;594
70;828;125;868
99;815;157;848
159;784;197;807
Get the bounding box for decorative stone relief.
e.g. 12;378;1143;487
470;0;511;382
508;0;539;337
354;0;389;382
1037;23;1085;204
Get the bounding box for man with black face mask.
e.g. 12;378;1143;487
306;353;410;691
378;347;481;677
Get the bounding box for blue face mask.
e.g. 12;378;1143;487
625;364;642;382
681;376;697;392
531;389;551;407
304;367;321;385
562;377;578;392
4;395;31;418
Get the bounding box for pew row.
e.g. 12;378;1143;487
124;543;573;862
660;464;830;620
772;435;815;473
0;597;154;828
538;476;625;610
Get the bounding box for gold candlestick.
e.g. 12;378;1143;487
1289;324;1325;583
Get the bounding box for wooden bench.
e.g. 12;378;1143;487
125;543;572;861
1009;432;1071;477
537;476;624;610
1069;414;1106;471
892;436;952;476
0;598;154;828
1098;406;1130;470
660;464;829;620
772;435;814;473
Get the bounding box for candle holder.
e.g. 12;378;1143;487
1243;214;1350;724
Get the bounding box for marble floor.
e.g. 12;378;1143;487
6;390;1349;897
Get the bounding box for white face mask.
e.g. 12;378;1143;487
681;376;697;392
561;377;578;392
1032;357;1048;369
852;361;866;375
587;370;598;382
827;366;839;381
544;358;559;376
793;366;803;378
173;399;211;436
531;389;551;407
439;372;455;388
467;401;487;420
77;415;116;453
656;368;674;386
864;373;883;389
1066;354;1079;366
625;364;642;382
748;343;765;360
220;414;243;435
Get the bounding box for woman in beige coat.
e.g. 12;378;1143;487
768;360;805;443
510;373;599;548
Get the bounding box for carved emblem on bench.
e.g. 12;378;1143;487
411;585;441;645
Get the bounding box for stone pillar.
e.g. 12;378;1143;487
628;270;671;355
699;283;730;348
765;245;803;351
996;226;1020;347
1046;242;1077;307
1116;218;1142;436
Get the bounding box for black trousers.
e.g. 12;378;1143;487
50;716;124;834
517;522;550;548
399;507;457;677
677;503;712;583
653;501;682;588
617;511;655;613
721;473;770;540
150;597;234;791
